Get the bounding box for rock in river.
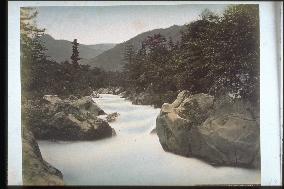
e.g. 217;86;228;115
23;95;116;140
150;128;157;134
106;112;120;122
156;90;260;168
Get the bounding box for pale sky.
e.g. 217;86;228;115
36;4;229;45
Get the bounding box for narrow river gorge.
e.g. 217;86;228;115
38;94;260;185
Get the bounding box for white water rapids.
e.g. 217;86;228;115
38;94;260;185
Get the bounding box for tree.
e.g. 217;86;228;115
123;43;140;89
123;42;135;66
200;8;219;22
20;7;46;61
207;5;260;100
174;5;259;101
167;37;175;51
20;7;47;98
176;18;216;93
122;42;135;78
71;39;81;67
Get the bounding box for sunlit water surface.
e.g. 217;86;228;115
38;94;260;185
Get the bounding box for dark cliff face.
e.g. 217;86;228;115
22;124;64;185
87;25;186;71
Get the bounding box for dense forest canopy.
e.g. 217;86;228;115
21;5;259;107
122;4;259;105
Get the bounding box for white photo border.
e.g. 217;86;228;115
8;1;283;186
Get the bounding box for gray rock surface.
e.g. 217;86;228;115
106;112;120;122
156;90;260;168
70;96;106;116
23;95;115;140
22;125;64;185
43;95;62;104
150;128;156;134
91;91;100;98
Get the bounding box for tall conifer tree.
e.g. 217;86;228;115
71;39;81;67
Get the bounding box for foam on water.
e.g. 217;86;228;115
38;94;260;185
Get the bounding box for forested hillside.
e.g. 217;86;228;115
87;25;185;71
22;4;259;108
121;5;259;106
39;34;115;63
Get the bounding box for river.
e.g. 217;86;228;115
38;94;260;185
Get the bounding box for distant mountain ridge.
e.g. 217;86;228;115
41;24;186;71
86;25;186;71
39;34;116;63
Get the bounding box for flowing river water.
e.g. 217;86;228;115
38;94;260;185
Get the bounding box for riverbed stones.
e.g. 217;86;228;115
43;95;62;104
23;95;115;140
22;124;64;185
95;87;125;95
156;90;260;168
66;95;79;102
106;112;120;122
91;91;100;98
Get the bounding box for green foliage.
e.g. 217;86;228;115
20;7;47;98
20;9;119;99
122;4;259;104
21;4;259;107
71;39;81;67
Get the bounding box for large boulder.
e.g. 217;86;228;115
157;91;214;156
156;90;260;168
23;95;115;140
192;111;260;167
22;125;64;185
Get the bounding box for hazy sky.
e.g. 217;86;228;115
36;4;229;45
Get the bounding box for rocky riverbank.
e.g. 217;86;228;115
22;93;118;185
93;87;177;108
79;87;260;169
22;124;64;185
156;90;260;169
22;95;116;140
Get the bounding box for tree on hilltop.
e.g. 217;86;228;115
71;39;81;67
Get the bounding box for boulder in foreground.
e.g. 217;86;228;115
23;95;116;140
156;90;260;168
22;124;64;185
